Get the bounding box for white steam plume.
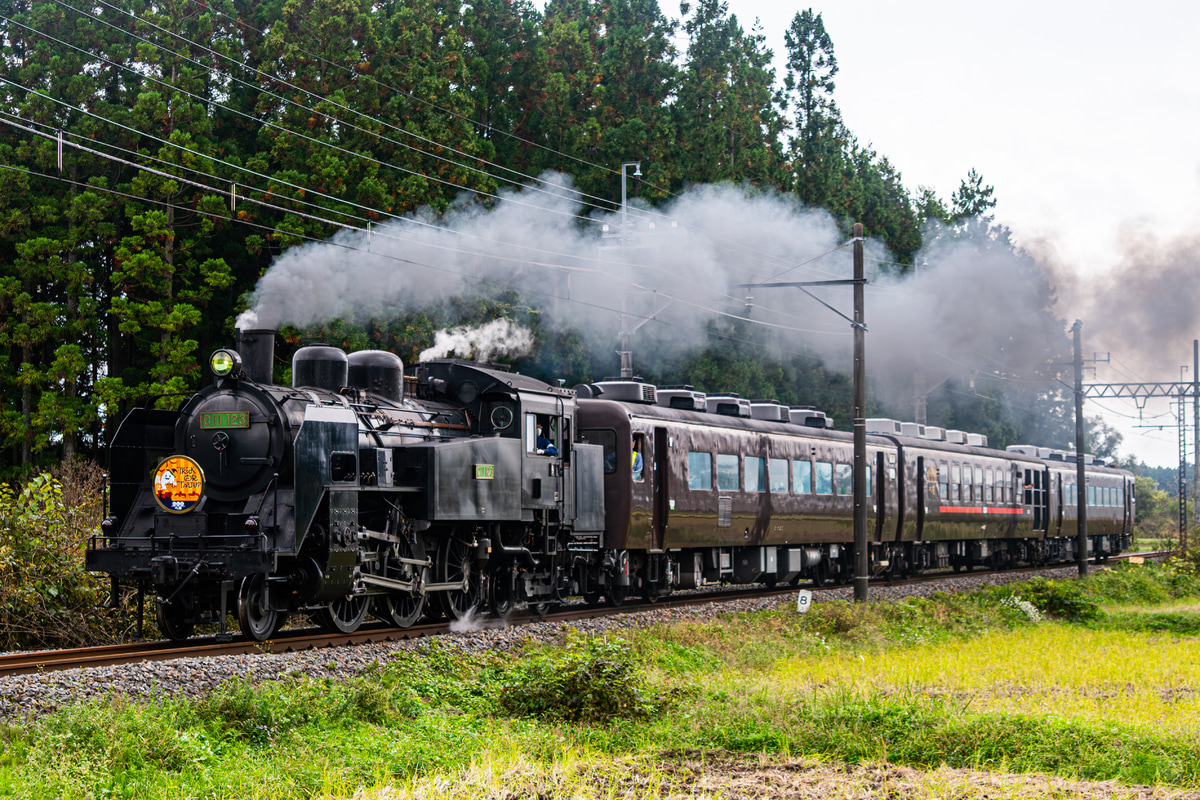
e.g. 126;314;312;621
419;320;535;363
234;173;853;373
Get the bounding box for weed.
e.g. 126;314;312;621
496;632;671;723
1013;577;1101;622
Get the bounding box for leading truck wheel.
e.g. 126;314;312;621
156;597;195;642
238;574;284;642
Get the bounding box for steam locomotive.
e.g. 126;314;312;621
87;330;1134;640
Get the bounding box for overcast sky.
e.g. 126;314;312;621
716;0;1200;468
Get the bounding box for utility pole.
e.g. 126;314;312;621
616;161;642;378
1081;352;1200;546
735;223;869;600
853;224;868;602
1193;340;1198;543
1073;321;1088;577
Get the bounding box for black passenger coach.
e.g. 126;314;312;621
88;331;1133;640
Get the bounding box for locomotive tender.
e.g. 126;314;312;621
87;330;1134;640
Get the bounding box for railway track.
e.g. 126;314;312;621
1;550;1170;679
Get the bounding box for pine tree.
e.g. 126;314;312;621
673;0;785;186
783;8;844;207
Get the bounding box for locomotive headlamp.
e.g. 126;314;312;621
210;349;241;378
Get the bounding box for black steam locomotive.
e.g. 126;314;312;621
87;331;1134;640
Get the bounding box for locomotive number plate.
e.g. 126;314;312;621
200;411;250;429
475;464;495;480
153;455;205;514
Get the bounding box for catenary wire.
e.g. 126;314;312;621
4;8;868;290
0;161;848;344
49;0;646;224
0;94;848;333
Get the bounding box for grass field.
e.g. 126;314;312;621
3;561;1200;799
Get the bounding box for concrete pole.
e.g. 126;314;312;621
853;223;869;602
1073;320;1088;577
1193;340;1198;541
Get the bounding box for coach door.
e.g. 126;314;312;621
1023;467;1049;532
650;426;670;552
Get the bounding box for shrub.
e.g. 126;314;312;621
496;633;667;723
0;463;130;649
1018;577;1100;622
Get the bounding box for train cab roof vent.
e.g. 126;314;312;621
593;379;657;404
792;407;834;428
573;383;603;399
1006;445;1038;456
945;430;968;445
657;386;707;411
706;393;751;418
866;418;903;435
965;433;989;447
1048;450;1067;461
900;422;926;438
920;426;946;441
750;401;789;422
1064;452;1095;464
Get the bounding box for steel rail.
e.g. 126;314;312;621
0;550;1169;678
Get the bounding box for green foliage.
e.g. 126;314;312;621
1005;577;1100;623
1133;474;1179;539
0;0;1032;475
496;632;668;722
0;463;129;649
762;692;1200;787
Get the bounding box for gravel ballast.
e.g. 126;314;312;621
0;566;1086;722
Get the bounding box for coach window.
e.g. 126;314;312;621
1087;485;1095;506
835;463;852;496
973;466;984;503
815;461;834;495
580;429;618;474
688;452;713;490
745;456;766;492
793;460;813;494
525;414;537;453
770;458;789;493
632;433;646;481
717;454;739;491
985;468;994;502
939;462;949;500
866;465;873;496
950;465;961;501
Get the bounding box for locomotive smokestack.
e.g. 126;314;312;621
236;328;277;384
